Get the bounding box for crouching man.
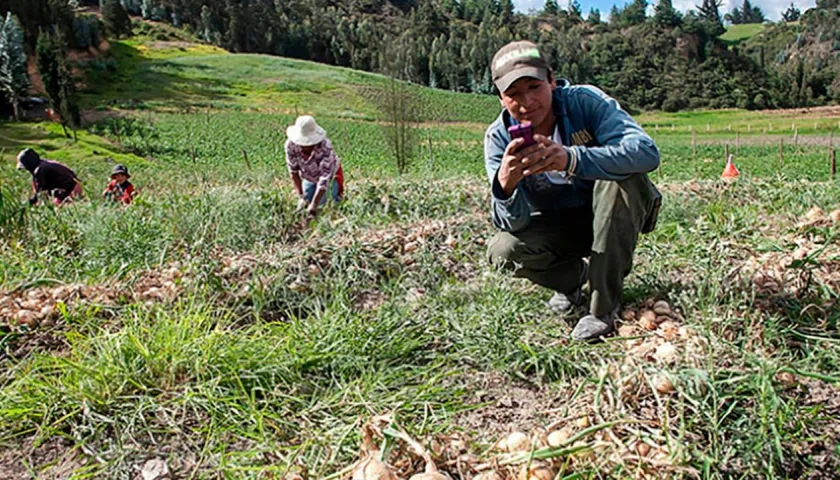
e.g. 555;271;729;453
484;41;661;342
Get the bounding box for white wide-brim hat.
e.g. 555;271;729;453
286;115;326;147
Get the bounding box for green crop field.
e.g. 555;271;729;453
1;35;840;480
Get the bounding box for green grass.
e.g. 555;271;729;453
720;23;767;44
638;108;840;134
81;40;499;124
2;35;840;479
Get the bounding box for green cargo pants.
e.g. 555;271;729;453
487;173;655;317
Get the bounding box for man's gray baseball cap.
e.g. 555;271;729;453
491;40;551;94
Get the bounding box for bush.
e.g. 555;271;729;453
752;92;767;109
661;96;687;112
102;0;132;39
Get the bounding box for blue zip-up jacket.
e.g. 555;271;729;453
484;80;660;232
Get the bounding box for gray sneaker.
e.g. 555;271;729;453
571;308;618;342
547;261;588;313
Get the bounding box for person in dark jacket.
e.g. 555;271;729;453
16;148;83;206
484;41;661;342
103;164;136;204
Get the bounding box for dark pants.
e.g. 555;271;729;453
487;174;655;316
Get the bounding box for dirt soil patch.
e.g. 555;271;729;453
761;105;840;118
451;372;561;441
0;437;86;480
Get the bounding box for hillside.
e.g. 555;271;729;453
80;25;500;125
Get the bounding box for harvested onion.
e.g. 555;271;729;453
352;457;396;480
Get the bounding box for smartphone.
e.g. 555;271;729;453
508;121;535;149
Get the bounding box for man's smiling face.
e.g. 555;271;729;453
500;76;556;130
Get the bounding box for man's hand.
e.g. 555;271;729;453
306;204;318;218
518;134;568;177
498;136;570;197
498;138;531;197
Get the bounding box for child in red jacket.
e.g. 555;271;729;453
102;164;136;204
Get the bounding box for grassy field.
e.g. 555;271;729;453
720;23;766;45
1;35;840;480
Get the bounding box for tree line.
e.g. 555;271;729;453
1;0;839;115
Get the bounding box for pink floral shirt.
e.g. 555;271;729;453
285;139;341;190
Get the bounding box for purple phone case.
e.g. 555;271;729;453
508;121;535;147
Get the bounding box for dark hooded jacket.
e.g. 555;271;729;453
18;150;80;205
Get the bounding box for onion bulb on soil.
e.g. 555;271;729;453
352;457;397;480
14;310;38;328
473;472;503;480
547;428;572;447
653;301;671;316
517;461;555;480
409;473;448;480
805;207;824;223
617;325;636;337
635;442;651;456
654;342;678;364
653;374;675;393
500;431;530;453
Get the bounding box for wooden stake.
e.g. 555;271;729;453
725;142;729;162
736;132;740;155
794;129;798;146
779;138;784;170
692;130;697;159
242;148;252;171
671;124;675;131
190;147;196;164
832;149;836;180
748;123;751;132
706;123;710;132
